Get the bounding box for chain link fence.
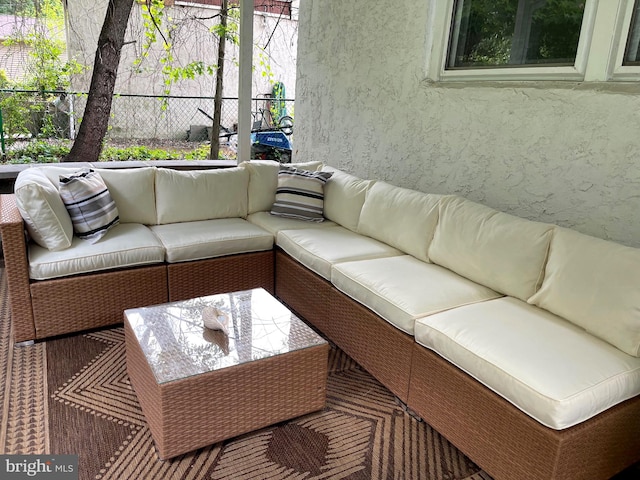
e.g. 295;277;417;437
0;89;294;160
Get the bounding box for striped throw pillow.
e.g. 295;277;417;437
270;166;333;222
59;169;120;243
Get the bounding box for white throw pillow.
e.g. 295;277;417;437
155;167;249;224
529;228;640;357
14;168;73;251
357;181;442;263
59;169;120;244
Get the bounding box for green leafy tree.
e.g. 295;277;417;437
0;0;83;142
1;0;81;90
18;32;83;91
65;0;135;162
137;0;240;160
0;0;35;16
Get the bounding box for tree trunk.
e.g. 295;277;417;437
209;0;228;160
65;0;134;163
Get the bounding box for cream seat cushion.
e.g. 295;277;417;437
331;255;501;334
28;223;165;280
429;196;553;301
276;226;402;280
247;212;336;235
414;297;640;430
529;227;640;357
357;182;443;263
150;219;273;263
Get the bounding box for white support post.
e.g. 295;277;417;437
237;0;254;163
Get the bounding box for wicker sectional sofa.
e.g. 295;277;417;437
1;161;639;480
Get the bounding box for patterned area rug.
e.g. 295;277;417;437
0;267;638;479
44;328;485;480
0;270;48;455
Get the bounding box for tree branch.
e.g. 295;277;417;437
148;9;169;46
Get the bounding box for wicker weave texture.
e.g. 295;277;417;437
0;195;36;342
168;251;274;302
31;266;168;339
125;315;328;459
275;249;332;333
407;344;640;480
1;189;276;341
276;250;413;403
329;286;414;403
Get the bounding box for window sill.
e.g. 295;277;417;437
420;78;640;95
431;66;585;83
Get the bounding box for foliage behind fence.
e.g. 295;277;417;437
0;89;294;160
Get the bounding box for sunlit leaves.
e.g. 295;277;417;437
2;0;85;91
136;0;239;94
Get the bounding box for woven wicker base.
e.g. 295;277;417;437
31;266;168;340
167;250;274;302
328;286;414;403
407;345;640;480
275;249;332;333
0;195;36;342
275;249;414;403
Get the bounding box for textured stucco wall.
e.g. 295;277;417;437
295;0;640;248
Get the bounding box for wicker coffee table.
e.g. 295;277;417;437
124;288;329;459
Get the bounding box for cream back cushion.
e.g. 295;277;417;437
322;166;374;232
429;196;553;301
529;228;640;357
14;168;73;251
357;181;441;263
241;160;323;214
41;165;157;224
155;167;249;224
95;167;157;224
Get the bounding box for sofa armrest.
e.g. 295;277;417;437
0;194;36;342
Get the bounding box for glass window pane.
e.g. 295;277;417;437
624;0;640;65
446;0;586;69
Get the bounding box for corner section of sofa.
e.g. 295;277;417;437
4;163;278;342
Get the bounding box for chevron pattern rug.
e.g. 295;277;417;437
0;267;638;480
43;328;491;480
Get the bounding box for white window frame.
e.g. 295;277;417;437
425;0;612;82
608;0;640;81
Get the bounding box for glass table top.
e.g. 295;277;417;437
125;288;327;384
